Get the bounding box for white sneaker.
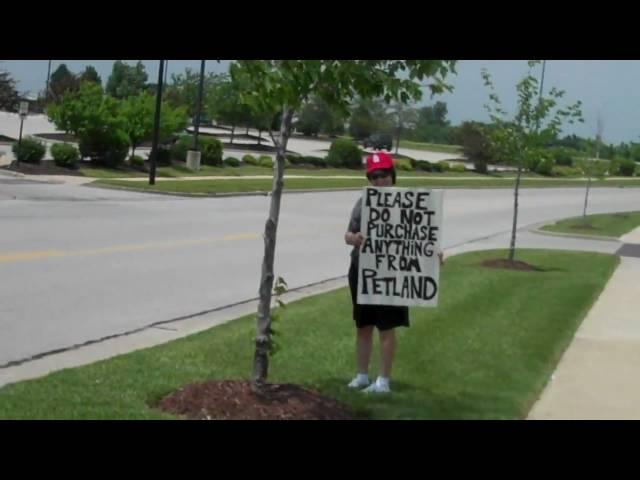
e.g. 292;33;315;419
362;379;391;394
347;376;370;389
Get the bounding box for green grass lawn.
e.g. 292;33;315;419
398;140;463;155
541;211;640;238
93;176;640;195
0;249;618;420
80;164;483;179
78;166;147;178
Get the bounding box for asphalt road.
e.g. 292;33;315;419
1;172;639;366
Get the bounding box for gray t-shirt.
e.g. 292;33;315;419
347;197;363;260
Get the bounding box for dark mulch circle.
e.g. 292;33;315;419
157;379;359;420
480;258;542;272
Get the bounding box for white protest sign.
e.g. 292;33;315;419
357;187;443;307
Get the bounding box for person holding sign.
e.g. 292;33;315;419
344;152;444;393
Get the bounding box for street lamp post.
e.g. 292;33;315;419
45;60;52;102
186;60;206;171
15;101;29;166
149;60;165;186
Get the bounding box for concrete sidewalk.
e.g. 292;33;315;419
528;227;640;420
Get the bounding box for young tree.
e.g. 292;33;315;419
230;60;456;391
165;69;226;118
120;93;187;158
579;113;607;221
482;60;583;262
47;82;106;137
208;78;252;144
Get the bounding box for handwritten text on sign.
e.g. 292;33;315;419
357;187;443;307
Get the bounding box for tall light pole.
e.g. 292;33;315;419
164;60;169;87
149;60;165;185
186;60;206;171
193;60;206;151
536;60;547;132
45;60;52;101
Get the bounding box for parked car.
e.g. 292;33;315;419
362;132;393;151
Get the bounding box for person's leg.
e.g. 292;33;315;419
348;325;374;388
363;327;395;393
356;325;375;374
379;328;396;379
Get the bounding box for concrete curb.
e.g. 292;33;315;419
0;168;25;179
531;227;620;243
83;182;376;198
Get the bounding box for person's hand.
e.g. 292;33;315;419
346;232;365;248
353;232;364;248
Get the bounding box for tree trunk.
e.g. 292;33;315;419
258;129;262;146
583;176;592;220
584;143;599;221
252;106;294;392
395;127;401;155
508;164;523;262
246;125;250;135
230;125;235;144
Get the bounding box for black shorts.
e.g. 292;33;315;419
348;260;410;331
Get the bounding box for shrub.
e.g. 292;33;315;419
50;143;80;168
535;157;555;176
129;154;146;170
199;137;223;166
155;147;171;166
326;138;362;169
474;160;488;174
259;155;273;168
434;161;450;173
619;158;636;177
12;137;46;164
79;128;130;168
224;157;241;167
552;147;575;167
304;156;328;168
416;161;433;172
450;163;466;173
394;158;413;171
287;154;305;165
170;135;191;161
242;154;258;165
171;135;222;166
243;154;259;166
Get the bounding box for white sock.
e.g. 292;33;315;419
356;373;369;383
376;376;390;388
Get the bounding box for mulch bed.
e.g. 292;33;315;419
157;379;359;420
2;162;84;176
480;258;542;272
33;133;78;142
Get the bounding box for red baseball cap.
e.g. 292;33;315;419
366;151;394;173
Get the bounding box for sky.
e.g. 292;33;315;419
1;60;638;145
